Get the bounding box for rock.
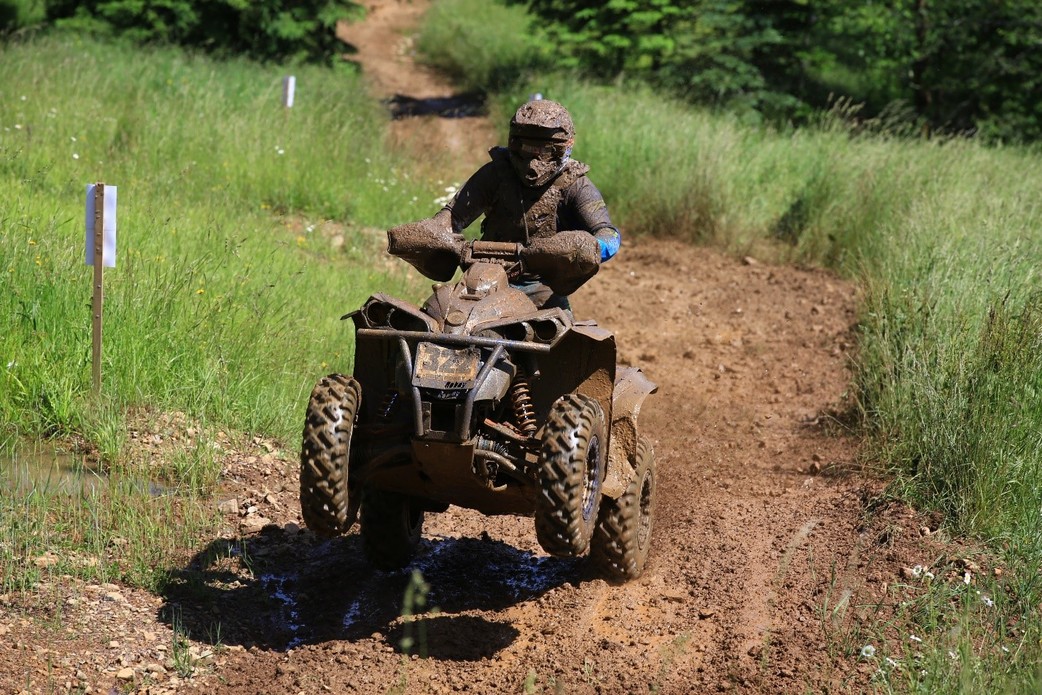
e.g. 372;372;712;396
116;667;135;680
217;498;238;514
698;607;717;620
240;516;272;533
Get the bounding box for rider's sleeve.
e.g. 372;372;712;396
567;177;621;262
439;162;499;233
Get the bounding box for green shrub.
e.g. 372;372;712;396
0;0;46;33
42;0;363;63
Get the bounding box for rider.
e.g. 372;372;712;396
417;99;621;311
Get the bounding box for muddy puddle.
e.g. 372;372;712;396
2;443;166;496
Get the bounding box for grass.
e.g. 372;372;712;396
0;34;435;449
0;33;444;595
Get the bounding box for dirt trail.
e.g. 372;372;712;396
0;3;944;694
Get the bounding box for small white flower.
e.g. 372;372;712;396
923;570;935;580
1002;646;1010;653
71;136;77;142
909;634;922;643
305;224;315;233
885;657;900;668
364;157;371;163
948;650;958;660
982;596;994;607
20;95;26;101
964;571;972;585
277;148;285;155
14;124;22;130
6;361;16;369
911;565;923;577
72;153;79;160
860;645;876;659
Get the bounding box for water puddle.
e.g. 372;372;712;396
260;573;305;649
2;443;167;497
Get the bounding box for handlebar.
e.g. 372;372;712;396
463;240;523;263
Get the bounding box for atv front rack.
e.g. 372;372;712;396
356;329;550;441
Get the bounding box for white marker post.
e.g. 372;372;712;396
282;75;296;108
85;183;117;395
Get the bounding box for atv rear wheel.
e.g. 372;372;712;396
299;374;361;537
360;487;424;571
590;436;656;583
535;394;607;557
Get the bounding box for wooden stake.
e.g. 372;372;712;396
92;182;104;395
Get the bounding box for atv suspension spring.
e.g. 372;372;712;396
510;371;537;437
378;389;399;421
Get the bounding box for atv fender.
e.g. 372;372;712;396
603;367;658;498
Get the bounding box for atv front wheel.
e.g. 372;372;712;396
590;436;656;583
299;374;361;537
535;394;607;557
360;487;424;571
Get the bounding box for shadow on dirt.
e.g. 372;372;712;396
386;615;519;661
157;525;576;658
384;92;487;119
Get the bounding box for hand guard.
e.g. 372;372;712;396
387;218;464;282
520;231;601;296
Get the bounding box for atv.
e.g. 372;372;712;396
299;222;658;582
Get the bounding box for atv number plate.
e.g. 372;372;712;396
413;343;481;389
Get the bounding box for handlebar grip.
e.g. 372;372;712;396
470;240;523;259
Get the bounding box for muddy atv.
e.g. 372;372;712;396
299;225;657;582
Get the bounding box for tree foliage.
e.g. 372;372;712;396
519;0;1042;142
2;0;362;64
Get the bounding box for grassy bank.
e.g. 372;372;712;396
0;34;441;592
0;35;438;447
420;0;1042;691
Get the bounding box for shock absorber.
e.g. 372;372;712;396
510;369;537;437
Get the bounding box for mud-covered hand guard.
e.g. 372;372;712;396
387;218;465;282
520;231;601;296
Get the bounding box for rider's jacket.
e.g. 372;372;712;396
439;147;621;264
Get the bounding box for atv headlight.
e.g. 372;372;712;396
361;299;432;333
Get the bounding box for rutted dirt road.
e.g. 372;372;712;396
1;2;947;693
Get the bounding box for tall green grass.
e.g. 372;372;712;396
0;35;435;448
421;1;1042;690
0;34;438;594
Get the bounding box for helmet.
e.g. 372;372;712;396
508;100;575;187
509;99;575;142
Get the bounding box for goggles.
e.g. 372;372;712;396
508;137;570;161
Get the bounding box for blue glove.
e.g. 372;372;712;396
597;232;620;262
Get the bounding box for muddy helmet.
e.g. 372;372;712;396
508;99;575;187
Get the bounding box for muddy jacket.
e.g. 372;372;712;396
438;147;621;264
